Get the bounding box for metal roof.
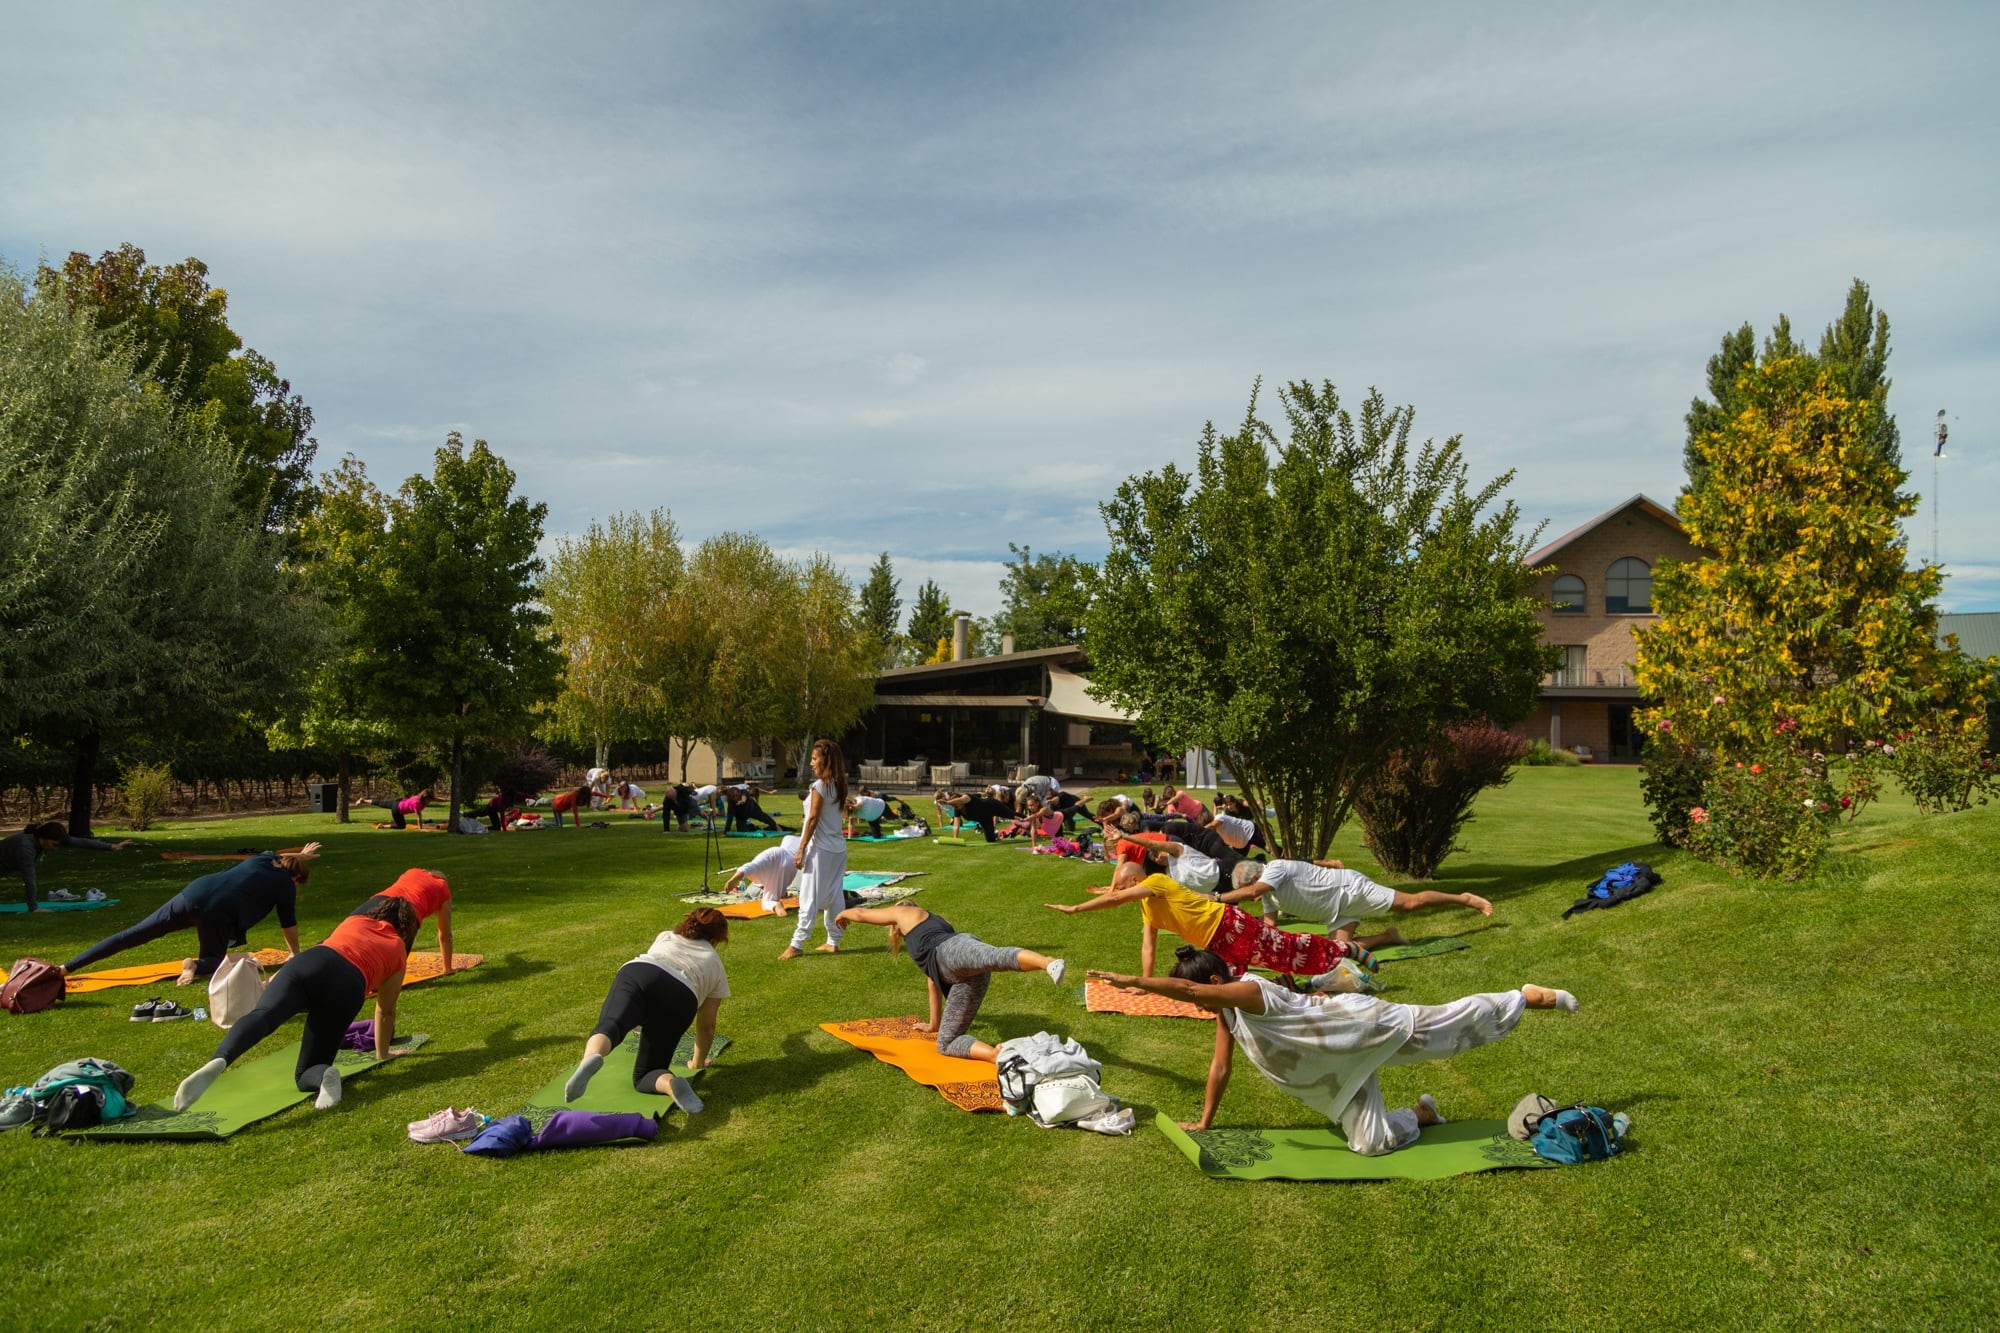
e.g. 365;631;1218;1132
875;644;1086;684
1939;613;2000;660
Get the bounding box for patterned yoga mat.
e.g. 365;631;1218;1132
1154;1113;1550;1181
681;871;922;914
820;1016;1004;1112
1083;978;1214;1020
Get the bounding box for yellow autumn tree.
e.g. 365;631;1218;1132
1636;357;1980;761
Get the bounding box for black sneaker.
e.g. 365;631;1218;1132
131;998;160;1021
151;1000;194;1022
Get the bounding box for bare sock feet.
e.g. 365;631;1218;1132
313;1066;343;1110
1415;1093;1443;1127
564;1053;604;1102
1522;984;1580;1012
174;1057;226;1111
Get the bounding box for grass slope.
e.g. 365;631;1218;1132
2;772;1996;1329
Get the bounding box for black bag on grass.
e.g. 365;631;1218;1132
34;1084;104;1136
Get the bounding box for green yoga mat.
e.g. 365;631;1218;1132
1155;1112;1549;1181
1371;936;1470;963
0;898;118;913
518;1031;731;1131
724;830;788;839
73;1034;431;1140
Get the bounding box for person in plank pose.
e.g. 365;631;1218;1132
3;821;133;911
364;787;435;829
1091;948;1578;1156
834;903;1067;1060
61;844;321;983
779;739;848;959
172;869;454;1112
1221;860;1492;950
722;835;801;916
1047;867;1376;983
561;908;729;1112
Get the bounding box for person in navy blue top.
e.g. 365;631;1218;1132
60;843;321;984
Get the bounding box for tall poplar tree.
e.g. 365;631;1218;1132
857;551;903;663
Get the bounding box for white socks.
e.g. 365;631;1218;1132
1551;989;1580;1013
1046;958;1067;987
173;1057;226;1111
314;1066;343;1109
1418;1093;1444;1124
666;1074;704;1115
565;1053;604;1102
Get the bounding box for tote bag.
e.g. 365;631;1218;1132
207;953;266;1030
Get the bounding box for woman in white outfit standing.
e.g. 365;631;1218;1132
779;738;849;960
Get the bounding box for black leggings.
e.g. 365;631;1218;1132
727;798;780;832
62;893;232;976
958;797;1013;841
591;962;699;1091
214;946;369;1092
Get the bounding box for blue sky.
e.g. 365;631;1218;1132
5;2;1997;615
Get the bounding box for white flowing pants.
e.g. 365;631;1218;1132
1338;990;1526;1156
788;843;847;950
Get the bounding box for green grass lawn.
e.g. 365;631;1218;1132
3;772;1996;1329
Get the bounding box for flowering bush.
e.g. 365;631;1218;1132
1832;741;1888;822
1686;743;1832;880
1639;736;1714;847
1887;720;2000;814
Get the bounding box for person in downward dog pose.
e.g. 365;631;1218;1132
1221;860;1492;950
562;908;729;1112
61;844;321;983
721;835;801;917
1093;946;1579;1155
834;903;1066;1060
172;869;454;1112
779;739;848;960
1047;866;1376;983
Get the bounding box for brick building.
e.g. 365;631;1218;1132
1515;494;1705;761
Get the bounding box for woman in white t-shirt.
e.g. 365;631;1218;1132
562;908;731;1113
779;738;849;960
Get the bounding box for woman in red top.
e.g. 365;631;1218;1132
172;870;453;1114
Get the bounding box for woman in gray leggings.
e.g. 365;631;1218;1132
833;904;1067;1061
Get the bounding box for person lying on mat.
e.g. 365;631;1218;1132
171;874;453;1113
723;836;801;916
1047;865;1377;983
4;821;134;912
362;787;434;829
934;789;1015;842
1091;947;1578;1155
833;904;1067;1061
61;844;322;983
561;907;729;1112
1220;860;1492;951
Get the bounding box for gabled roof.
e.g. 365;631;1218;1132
1524;494;1683;568
1939;613;2000;661
874;643;1086;685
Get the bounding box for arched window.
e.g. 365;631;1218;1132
1551;574;1586;614
1605;558;1652;614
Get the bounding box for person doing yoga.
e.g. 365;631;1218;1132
834;904;1067;1061
172;870;454;1113
935;789;1015;841
1221;860;1492;950
562;908;729;1113
363;788;434;829
1092;948;1578;1155
61;844;321;983
3;821;133;911
724;785;783;832
1047;866;1377;983
778;739;848;960
549;784;595;828
722;836;801;916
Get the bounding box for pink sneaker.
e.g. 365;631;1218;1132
407;1107;486;1143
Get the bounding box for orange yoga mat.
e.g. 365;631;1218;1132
717;896;799;920
820;1016;1004;1112
69;949;484;996
161;846;308;863
1084;978;1214;1020
251;947;482;994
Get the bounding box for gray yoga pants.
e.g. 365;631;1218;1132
935;934;1023;1058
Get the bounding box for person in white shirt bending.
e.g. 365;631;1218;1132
561;908;731;1113
722;836;801;917
1220;859;1491;951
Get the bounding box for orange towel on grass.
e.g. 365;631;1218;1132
1084;978;1214;1020
821;1016;1004;1112
160;846;307;863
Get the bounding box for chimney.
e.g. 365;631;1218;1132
1000;633;1015;655
952;612;971;662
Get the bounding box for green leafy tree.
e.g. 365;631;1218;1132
1684;279;1899;494
543;510;686;767
767;554;883;777
991;544;1092;650
41;245;318;529
359;434;565;830
904;578;953;665
1;265;324;834
1086;379;1552;858
268;457;398;821
1639;357;1981;763
682;533;792;781
857;551;903;662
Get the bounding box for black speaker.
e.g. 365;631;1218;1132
308;782;338;814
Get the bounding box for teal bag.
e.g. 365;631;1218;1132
1529;1104;1623;1164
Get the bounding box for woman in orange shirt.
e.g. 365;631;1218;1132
172;870;454;1114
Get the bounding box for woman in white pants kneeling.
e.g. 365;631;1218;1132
1091;946;1578;1156
779;738;848;960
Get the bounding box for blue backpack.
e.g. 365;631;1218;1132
1530;1104;1625;1164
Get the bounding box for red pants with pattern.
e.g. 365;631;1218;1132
1207;904;1352;975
